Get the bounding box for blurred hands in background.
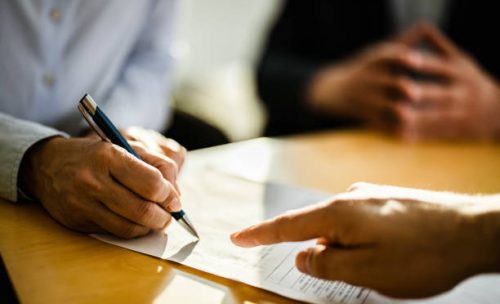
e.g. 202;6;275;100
307;23;500;140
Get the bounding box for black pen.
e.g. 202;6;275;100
78;94;199;238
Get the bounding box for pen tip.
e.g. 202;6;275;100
189;225;200;239
177;215;200;239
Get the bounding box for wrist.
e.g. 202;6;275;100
306;65;339;113
306;63;356;118
18;136;66;200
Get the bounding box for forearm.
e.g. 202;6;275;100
0;113;67;201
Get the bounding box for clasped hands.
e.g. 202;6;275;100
308;23;500;140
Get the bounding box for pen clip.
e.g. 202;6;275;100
78;103;110;142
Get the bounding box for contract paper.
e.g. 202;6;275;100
94;167;500;304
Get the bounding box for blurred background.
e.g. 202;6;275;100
170;0;283;142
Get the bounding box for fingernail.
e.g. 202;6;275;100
230;229;255;248
230;231;247;247
230;232;240;243
160;215;172;230
296;250;310;273
410;84;421;101
410;51;423;67
168;197;181;212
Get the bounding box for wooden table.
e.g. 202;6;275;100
1;130;500;303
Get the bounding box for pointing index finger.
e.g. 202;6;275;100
231;202;337;248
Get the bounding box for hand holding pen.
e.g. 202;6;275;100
78;94;199;238
17;93;198;239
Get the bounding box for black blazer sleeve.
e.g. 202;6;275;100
257;2;324;136
257;0;392;136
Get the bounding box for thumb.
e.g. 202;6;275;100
394;24;424;47
407;23;459;57
295;245;353;282
296;244;372;286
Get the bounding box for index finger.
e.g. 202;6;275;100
130;142;181;193
230;202;336;248
150;132;186;169
107;145;172;203
368;42;420;68
409;53;456;80
126;127;186;169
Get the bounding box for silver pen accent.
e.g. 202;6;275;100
176;216;199;239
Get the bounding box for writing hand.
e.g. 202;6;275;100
19;135;183;239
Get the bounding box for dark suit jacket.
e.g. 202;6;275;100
257;0;500;136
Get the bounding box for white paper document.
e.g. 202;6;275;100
94;167;500;304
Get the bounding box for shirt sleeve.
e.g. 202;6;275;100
100;0;177;132
0;113;67;202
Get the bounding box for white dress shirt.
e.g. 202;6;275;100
0;0;176;201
